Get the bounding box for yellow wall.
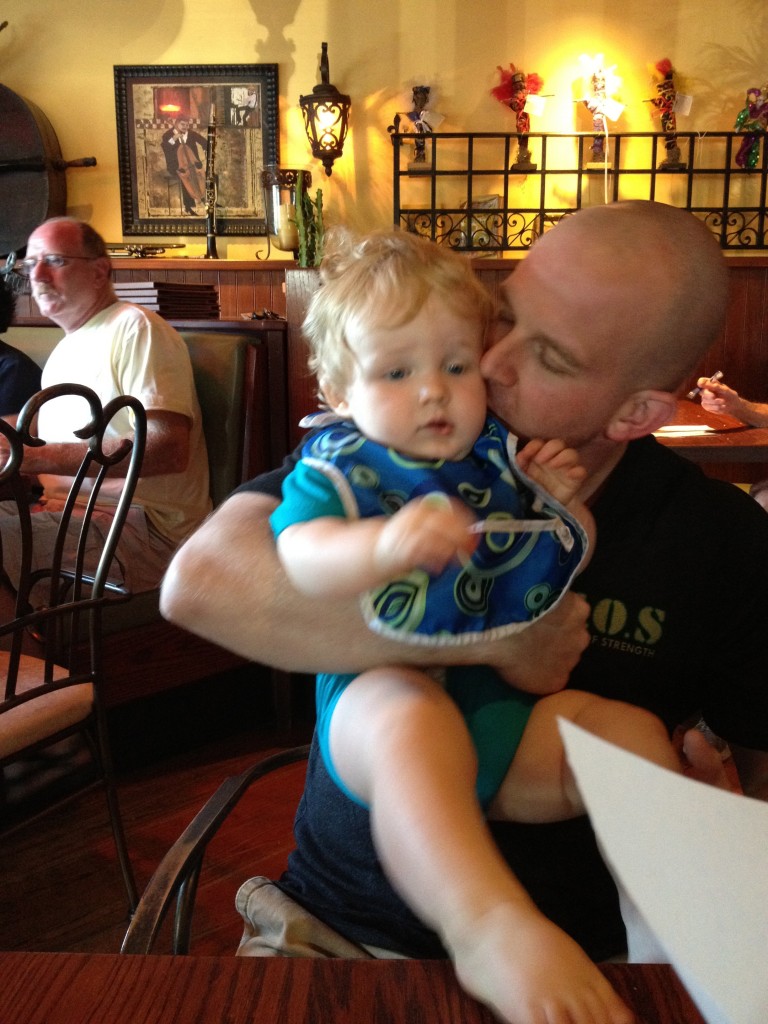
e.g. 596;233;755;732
1;0;764;258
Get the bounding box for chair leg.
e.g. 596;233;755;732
173;865;202;954
89;721;138;914
104;773;139;913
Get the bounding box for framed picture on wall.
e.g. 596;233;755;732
114;63;279;236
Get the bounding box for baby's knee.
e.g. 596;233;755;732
543;690;670;747
342;665;456;736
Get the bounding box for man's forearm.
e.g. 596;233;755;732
740;400;768;429
160;490;589;685
160;491;449;672
12;413;189;478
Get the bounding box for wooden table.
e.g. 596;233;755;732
655;398;768;463
0;952;706;1023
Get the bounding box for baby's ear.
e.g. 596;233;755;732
605;389;677;442
318;379;347;416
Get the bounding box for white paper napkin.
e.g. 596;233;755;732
559;718;768;1024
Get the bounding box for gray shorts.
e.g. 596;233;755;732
0;497;175;594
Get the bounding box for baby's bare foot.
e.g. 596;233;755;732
450;901;634;1024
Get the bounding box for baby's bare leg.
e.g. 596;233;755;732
487;690;734;975
329;670;632;1024
488;690;682;823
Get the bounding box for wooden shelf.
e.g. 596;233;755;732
12;259;295;324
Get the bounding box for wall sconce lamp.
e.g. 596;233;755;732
299;42;350;176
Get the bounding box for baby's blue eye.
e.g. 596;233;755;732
446;362;465;375
387;368;407;380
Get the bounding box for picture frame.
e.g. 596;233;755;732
114;63;279;237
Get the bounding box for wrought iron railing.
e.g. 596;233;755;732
391;131;768;251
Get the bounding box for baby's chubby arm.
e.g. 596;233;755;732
277;495;478;598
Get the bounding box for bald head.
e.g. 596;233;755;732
528;201;728;391
26;217;115;333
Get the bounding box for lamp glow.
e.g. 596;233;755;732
299;42;350;176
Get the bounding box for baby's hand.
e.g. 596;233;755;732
517;438;587;505
374;494;478;578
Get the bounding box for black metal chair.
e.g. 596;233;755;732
0;383;147;912
121;744;310;954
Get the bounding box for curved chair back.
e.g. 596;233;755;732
122;745;310;954
0;383;147;911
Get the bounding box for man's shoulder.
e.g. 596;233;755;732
620;436;768;532
104;301;185;341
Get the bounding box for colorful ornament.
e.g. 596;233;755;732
648;58;686;170
578;54;622;164
734;85;768;170
491;63;544;170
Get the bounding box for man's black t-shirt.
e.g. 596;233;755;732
240;435;768;958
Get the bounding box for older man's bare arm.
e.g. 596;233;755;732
141;410;191;475
160;490;590;686
4;409;190;478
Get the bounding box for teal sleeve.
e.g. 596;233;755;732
269;460;347;537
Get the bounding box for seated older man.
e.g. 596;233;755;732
1;216;210;595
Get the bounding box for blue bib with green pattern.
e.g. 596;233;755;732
300;415;588;646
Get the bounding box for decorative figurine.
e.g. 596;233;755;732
648;58;686;170
578;53;622;166
491;63;544;171
400;85;444;171
734;84;768;170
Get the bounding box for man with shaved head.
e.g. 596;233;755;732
162;202;768;1024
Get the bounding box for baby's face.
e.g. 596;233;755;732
332;294;487;461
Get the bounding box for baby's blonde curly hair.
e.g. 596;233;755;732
302;228;494;400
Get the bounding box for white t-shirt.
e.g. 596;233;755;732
39;301;211;545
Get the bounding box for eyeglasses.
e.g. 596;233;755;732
13;254;98;277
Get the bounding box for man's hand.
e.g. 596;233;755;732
699;379;746;420
487;591;591;695
699;379;768;430
681;728;740;793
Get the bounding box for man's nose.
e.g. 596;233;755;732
30;259;52;283
481;343;517;385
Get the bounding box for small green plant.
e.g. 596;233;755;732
295;175;325;267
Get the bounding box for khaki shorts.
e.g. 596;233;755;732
235;876;406;960
0;498;175;594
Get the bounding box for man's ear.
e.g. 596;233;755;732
605;389;678;442
95;257;113;286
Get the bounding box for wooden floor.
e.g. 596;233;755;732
0;671;313;957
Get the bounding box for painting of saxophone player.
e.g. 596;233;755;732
161;117;208;216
